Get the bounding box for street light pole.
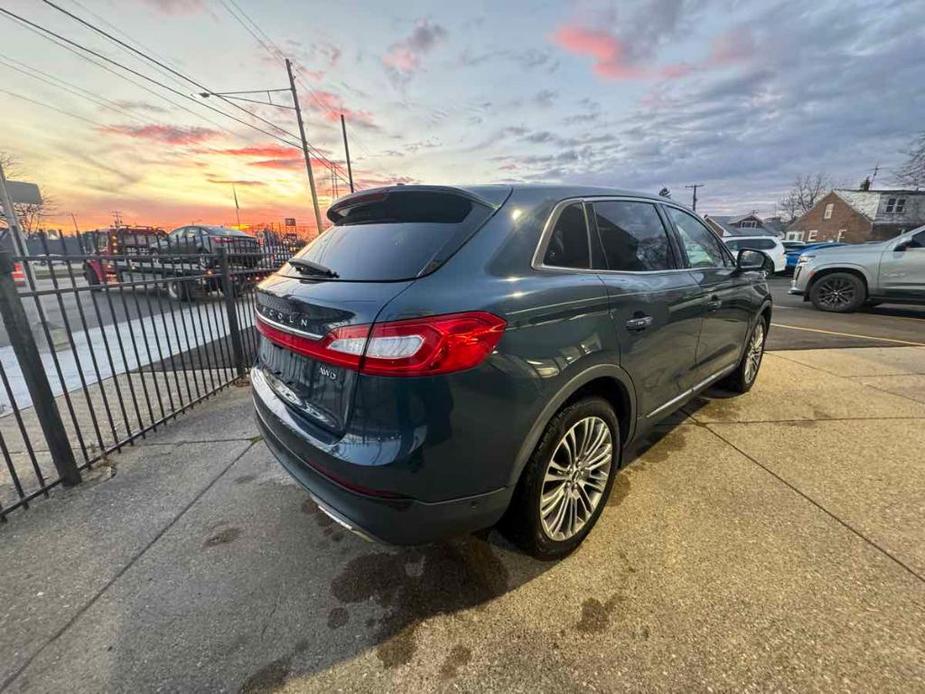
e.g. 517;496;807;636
286;59;323;234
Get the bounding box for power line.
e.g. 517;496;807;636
0;88;107;128
0;53;150;124
0;6;304;150
214;0;354;182
38;0;346;180
2;12;244;140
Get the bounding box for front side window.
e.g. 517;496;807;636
592;201;673;271
665;207;731;269
543;203;590;269
909;230;925;249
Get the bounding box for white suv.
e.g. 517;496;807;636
722;236;786;274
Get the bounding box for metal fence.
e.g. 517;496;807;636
0;231;302;520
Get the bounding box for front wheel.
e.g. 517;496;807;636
500;397;619;560
720;316;767;394
809;272;866;312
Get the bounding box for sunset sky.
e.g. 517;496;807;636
1;0;923;232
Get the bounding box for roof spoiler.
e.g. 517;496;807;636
327;185;508;223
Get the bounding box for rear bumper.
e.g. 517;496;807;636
253;373;512;545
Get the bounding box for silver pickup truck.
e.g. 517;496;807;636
790;225;925;312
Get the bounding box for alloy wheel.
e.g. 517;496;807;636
816;277;856;310
744;321;765;385
540;416;613;541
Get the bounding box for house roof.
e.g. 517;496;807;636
834;189;925;223
704;214;776;236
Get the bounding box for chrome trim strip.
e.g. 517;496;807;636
309;494;381;544
255;313;324;341
645;390;690;419
645;363;738;419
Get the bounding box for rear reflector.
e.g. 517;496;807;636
256;311;506;376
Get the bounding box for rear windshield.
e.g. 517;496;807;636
725;238;776;251
287;191;495;281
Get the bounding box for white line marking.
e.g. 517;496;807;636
770;322;925;347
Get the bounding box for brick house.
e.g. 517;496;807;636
787;189;925;243
703;213;779;237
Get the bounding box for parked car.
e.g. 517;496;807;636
783;241;846;273
790;226;925;311
155;225;262;267
722;236;786;274
252;185;772;558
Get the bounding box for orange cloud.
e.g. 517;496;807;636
551;24;642;80
304;90;378;129
99;124;220;144
219;144;296;158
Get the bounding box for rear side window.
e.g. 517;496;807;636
726;238;776;251
592;201;674;271
290;191;493;281
543;203;590;269
665;207;733;269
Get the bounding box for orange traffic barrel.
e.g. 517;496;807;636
12;262;26;287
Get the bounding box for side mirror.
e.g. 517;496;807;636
736;248;768;272
894;240;910;252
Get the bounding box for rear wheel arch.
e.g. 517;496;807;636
509;365;635;488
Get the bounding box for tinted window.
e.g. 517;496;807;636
725;238;776;251
543;203;590;269
592;201;673;271
909;230;925;248
291;191;492;281
666;207;732;268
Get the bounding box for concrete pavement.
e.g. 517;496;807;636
1;346;923;692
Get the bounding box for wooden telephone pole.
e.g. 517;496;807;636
684;183;704;211
285;58;324;234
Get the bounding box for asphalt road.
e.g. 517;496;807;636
765;277;925;350
0;274;187;349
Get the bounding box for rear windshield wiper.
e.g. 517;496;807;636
288;257;339;278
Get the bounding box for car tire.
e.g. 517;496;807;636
720;315;768;394
499;397;620;560
167;280;193;302
809;272;866;312
84;267;103;292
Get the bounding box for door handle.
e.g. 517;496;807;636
705;295;722;312
625;315;654;332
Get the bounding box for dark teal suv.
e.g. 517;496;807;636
253;185;771;558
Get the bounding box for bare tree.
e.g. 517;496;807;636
778;173;832;222
895;132;925;190
0;151;56;234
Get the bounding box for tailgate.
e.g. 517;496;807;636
255;273;411;433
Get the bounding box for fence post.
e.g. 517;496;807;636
0;252;81;486
217;248;247;378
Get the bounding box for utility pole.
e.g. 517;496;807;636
341;114;355;193
685;184;704;211
70;212;80;234
285;58;323;234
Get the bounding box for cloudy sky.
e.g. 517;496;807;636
1;0;923;231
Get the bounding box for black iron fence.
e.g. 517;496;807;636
0;231;302;519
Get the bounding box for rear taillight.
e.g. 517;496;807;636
256;311;506;376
